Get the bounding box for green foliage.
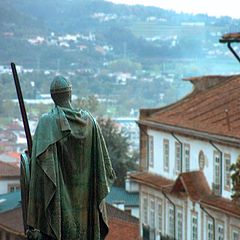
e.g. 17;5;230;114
107;59;142;73
73;95;104;116
97;118;138;186
230;156;240;203
0;101;20;118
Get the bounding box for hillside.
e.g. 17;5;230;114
0;0;238;67
0;0;240;117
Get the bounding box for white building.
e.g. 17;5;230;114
0;161;20;194
130;75;240;240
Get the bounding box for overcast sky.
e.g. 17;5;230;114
106;0;240;19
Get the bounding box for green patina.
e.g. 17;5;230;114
24;76;115;240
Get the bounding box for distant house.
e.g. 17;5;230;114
106;204;140;240
0;152;21;167
0;161;20;194
113;117;139;151
106;186;139;218
0;191;23;240
1;120;27;152
0;191;140;240
130;75;240;239
0;207;25;240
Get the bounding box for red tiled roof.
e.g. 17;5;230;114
129;171;174;191
201;195;240;218
106;204;140;240
0;207;24;236
106;218;140;240
107;203;139;224
171;171;212;201
0;142;13;147
6;122;23;131
0;204;140;239
0;161;20;177
131;170;240;217
142;75;240;139
6;152;20;159
221;32;240;41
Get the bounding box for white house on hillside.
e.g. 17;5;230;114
130;75;240;240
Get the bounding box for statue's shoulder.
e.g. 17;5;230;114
80;109;96;125
80;109;92;119
37;108;59;129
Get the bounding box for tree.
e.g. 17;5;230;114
231;156;240;204
98;118;138;187
73;96;104;115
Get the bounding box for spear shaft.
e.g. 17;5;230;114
11;62;32;156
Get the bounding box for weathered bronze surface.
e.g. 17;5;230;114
25;76;115;239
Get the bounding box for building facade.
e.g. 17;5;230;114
0;161;20;195
130;75;240;240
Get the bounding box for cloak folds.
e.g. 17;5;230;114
27;106;115;240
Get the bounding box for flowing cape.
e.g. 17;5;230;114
27;107;115;239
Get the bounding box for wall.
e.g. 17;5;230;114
147;129;240;199
0;179;20;194
139;185;240;240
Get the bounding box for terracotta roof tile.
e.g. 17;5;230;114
6;152;20;159
201;195;240;217
0;204;140;239
106;218;140;240
0;161;20;177
107;204;139;224
132;170;240;218
220;32;240;42
0;207;24;236
143;75;240;139
129;171;174;191
171;171;212;201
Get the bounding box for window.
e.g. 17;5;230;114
157;200;163;233
8;183;20;193
224;153;231;190
232;231;239;240
149;135;154;167
192;215;198;240
168;206;174;237
143;196;148;225
6;233;10;240
207;219;214;240
213;151;221;194
141;131;149;171
163;139;169;172
198;150;205;170
184;143;190;172
150;198;155;228
176;211;183;240
217;224;224;240
175;142;181;173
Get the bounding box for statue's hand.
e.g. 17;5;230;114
26;229;43;240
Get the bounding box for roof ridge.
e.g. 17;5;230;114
0;160;19;169
142;74;240;139
145;75;239;118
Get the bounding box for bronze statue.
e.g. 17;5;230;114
25;76;115;239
